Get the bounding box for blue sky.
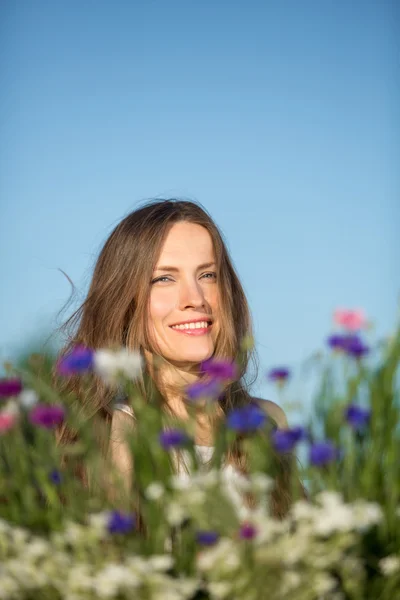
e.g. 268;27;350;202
1;0;399;406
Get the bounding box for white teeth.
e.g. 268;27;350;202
171;321;210;330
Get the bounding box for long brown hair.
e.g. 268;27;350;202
57;199;293;517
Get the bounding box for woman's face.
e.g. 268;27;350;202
148;221;220;368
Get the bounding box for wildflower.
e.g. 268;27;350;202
29;404;65;429
107;511;135;534
0;378;23;398
333;308;367;331
201;358;238;381
0;413;16;433
272;426;306;453
159;429;189;449
345;404;371;430
344;336;369;358
196;530;220;546
186;378;222;402
309;441;337;466
379;555;400;576
94;348;143;384
57;346;94;375
239;522;257;540
145;482;165;500
327;334;369;358
267;368;290;383
49;469;62;485
226;404;266;433
19;389;39;409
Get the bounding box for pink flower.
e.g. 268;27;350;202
0;413;16;433
333;308;367;331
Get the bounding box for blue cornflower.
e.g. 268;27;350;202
309;441;337;466
272;426;306;453
201;358;238;381
49;469;62;485
345;404;371;430
107;511;135;534
196;530;219;546
226;405;266;433
57;346;94;376
159;429;190;449
186;379;222;402
267;368;290;383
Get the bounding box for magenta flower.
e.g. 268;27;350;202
239;522;257;540
272;426;306;453
0;378;23;398
267;368;290;383
107;511;135;534
226;405;266;433
159;429;189;449
29;404;65;429
186;379;222;402
57;346;94;376
201;358;238;381
345;404;371;430
196;530;219;546
309;441;337;466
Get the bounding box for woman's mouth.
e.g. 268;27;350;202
169;320;212;336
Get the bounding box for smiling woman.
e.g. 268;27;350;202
56;199;294;517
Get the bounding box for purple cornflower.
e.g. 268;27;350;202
159;429;189;449
201;358;238;381
186;379;222;402
226;405;266;433
272;426;306;453
196;530;219;546
29;404;65;429
107;511;135;534
57;346;94;376
327;334;369;358
309;441;337;466
0;378;23;398
239;522;257;540
345;404;371;430
49;469;62;485
267;368;290;383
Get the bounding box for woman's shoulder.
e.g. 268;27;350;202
251;397;288;429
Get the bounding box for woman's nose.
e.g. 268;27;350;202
178;279;205;310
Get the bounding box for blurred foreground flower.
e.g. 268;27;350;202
327;334;369;358
159;429;190;449
201;358;238;381
272;426;306;453
345;405;371;430
334;308;368;331
0;378;23;398
226;404;266;433
107;511;135;534
29;404;65;429
94;348;143;384
0;412;16;433
267;367;290;384
196;530;219;546
239;522;257;540
309;441;337;466
57;346;94;375
186;379;222;402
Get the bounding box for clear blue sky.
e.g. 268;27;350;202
1;1;399;405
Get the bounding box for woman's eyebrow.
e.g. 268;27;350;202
155;262;216;272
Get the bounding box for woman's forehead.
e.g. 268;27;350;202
157;222;215;264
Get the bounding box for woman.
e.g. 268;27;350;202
58;199;292;517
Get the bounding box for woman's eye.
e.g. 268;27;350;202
151;276;172;284
201;272;217;280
